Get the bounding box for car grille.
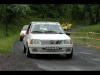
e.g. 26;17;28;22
41;40;62;45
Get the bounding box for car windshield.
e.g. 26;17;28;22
31;24;65;34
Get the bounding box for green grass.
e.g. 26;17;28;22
75;24;100;33
0;22;20;54
0;34;19;54
70;24;100;48
0;23;20;54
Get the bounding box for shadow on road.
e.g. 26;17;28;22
30;54;73;60
13;40;24;55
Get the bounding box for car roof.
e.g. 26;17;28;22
30;22;60;25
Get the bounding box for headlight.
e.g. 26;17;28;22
28;39;41;44
63;40;72;44
33;39;41;44
70;40;73;44
63;40;70;44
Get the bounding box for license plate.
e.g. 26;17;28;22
43;47;62;50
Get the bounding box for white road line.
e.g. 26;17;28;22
92;58;100;62
71;37;95;39
77;52;93;55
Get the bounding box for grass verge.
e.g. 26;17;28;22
70;24;100;49
0;33;19;54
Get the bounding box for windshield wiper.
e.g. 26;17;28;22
44;31;58;33
57;33;64;34
31;31;43;33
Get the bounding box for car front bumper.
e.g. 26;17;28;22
28;44;73;54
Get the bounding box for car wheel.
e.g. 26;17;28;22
23;45;26;53
25;46;32;58
66;49;73;59
20;36;23;41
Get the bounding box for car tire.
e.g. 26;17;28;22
23;45;26;53
20;36;23;41
25;45;32;58
66;49;73;59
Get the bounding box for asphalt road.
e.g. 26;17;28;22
0;40;100;71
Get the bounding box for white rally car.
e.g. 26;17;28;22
23;22;73;58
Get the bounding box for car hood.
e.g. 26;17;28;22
29;34;71;40
20;30;27;35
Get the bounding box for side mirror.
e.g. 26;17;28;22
66;32;70;36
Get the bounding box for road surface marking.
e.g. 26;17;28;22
92;58;100;62
77;52;92;54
